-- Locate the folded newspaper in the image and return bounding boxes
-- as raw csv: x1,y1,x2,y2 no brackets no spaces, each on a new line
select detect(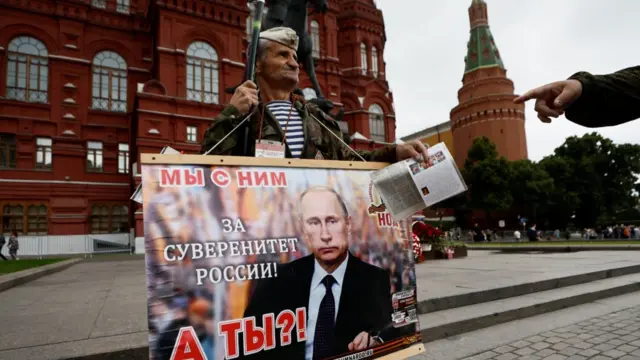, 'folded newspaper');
130,146,181,204
369,142,468,221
